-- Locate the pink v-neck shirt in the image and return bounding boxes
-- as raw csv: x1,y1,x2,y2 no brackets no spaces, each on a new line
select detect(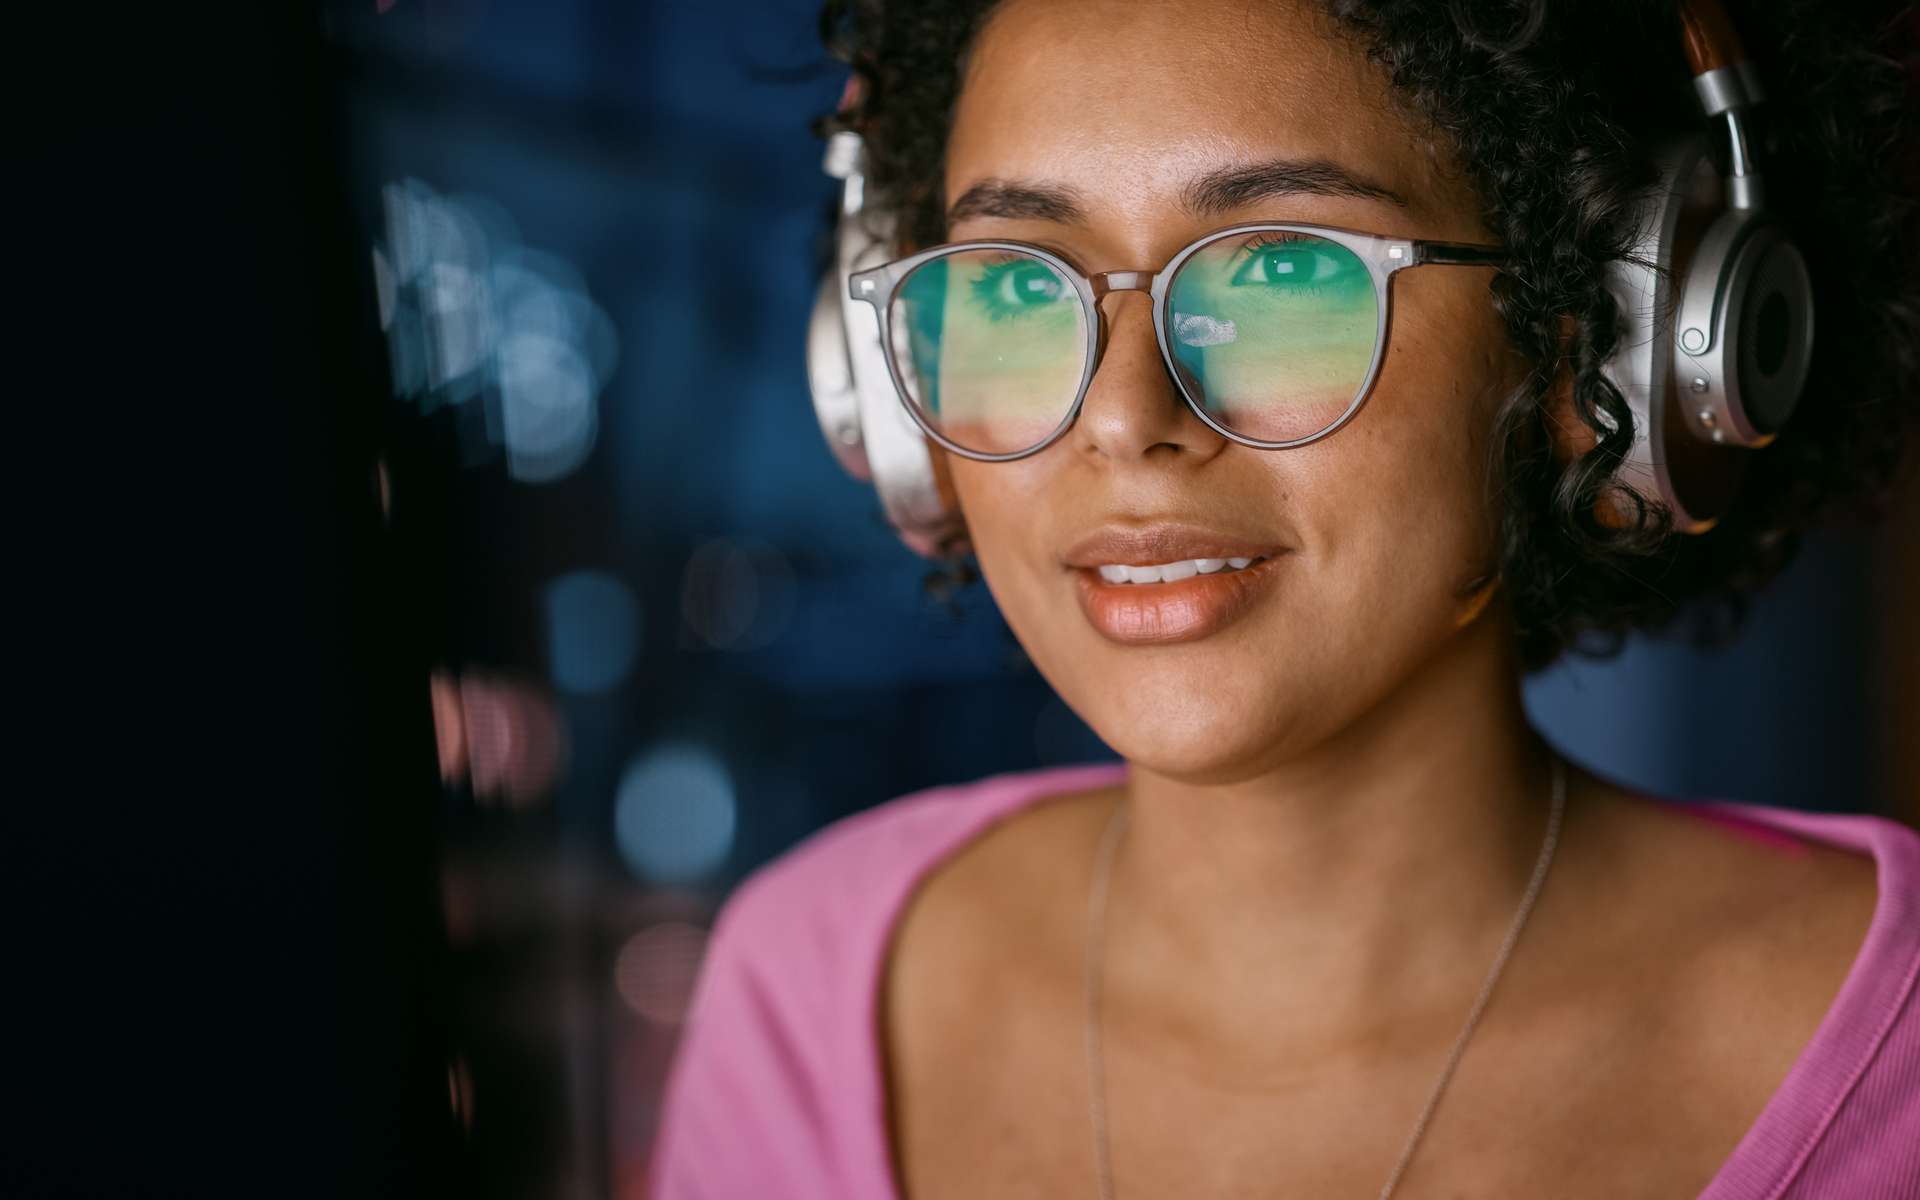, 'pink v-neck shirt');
648,762,1920,1198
